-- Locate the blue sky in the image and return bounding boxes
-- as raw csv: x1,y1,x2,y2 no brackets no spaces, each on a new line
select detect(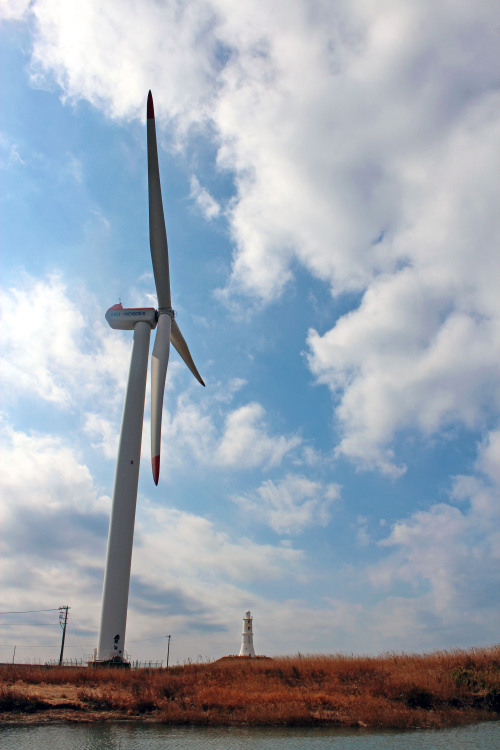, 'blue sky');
1,0,499,665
